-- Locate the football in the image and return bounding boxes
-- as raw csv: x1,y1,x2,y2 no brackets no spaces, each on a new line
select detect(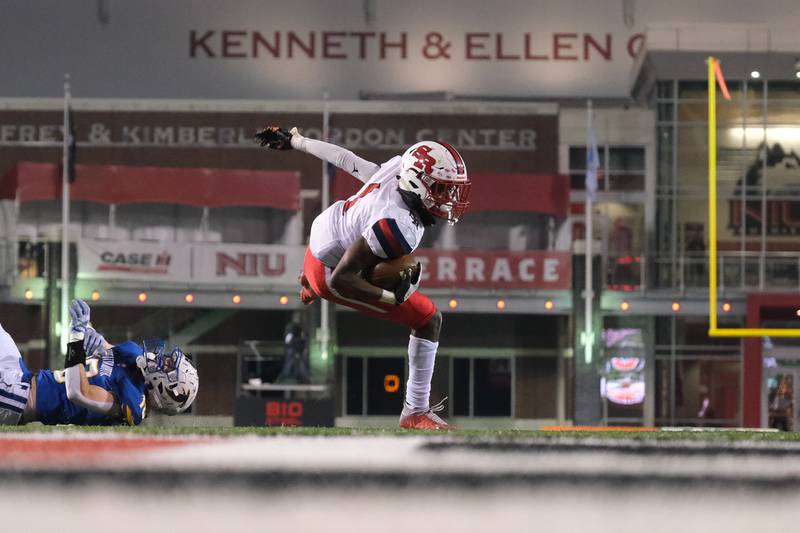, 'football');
364,255,418,290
